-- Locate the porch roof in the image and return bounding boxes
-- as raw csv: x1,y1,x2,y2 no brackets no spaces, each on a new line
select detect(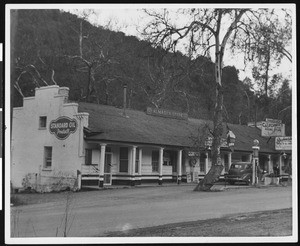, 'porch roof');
78,102,277,154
